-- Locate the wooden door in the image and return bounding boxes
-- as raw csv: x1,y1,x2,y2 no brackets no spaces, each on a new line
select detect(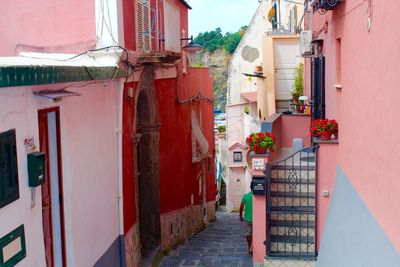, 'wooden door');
38,108,66,267
274,39,301,100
